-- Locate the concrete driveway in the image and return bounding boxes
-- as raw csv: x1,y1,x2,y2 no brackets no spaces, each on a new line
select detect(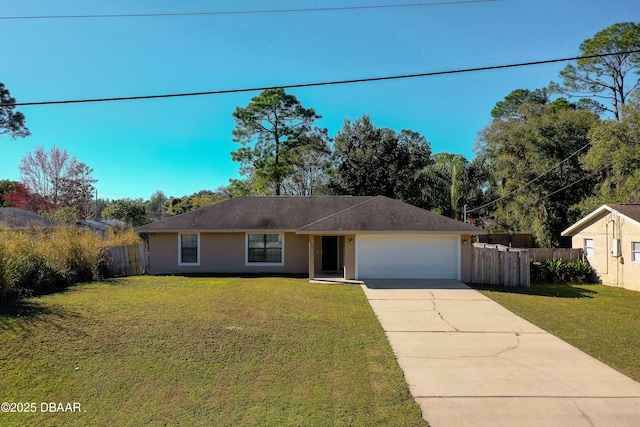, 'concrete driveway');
362,279,640,427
